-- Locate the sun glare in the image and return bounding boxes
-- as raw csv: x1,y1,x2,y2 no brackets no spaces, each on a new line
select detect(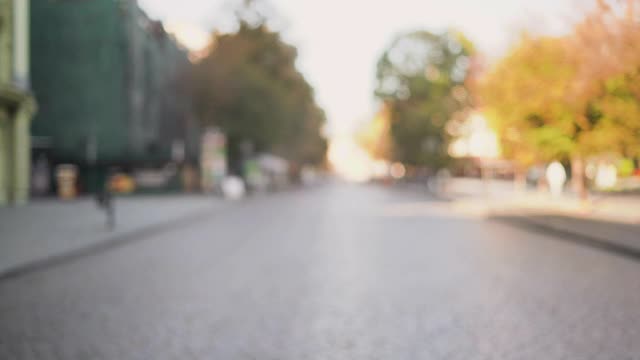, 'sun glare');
328,138,374,182
164,22,211,53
